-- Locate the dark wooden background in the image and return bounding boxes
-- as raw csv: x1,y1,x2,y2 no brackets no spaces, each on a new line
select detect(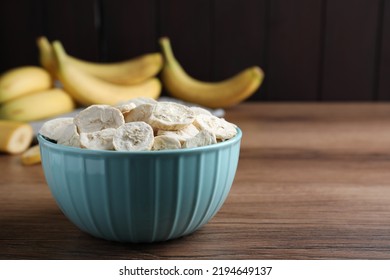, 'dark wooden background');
0,0,389,101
